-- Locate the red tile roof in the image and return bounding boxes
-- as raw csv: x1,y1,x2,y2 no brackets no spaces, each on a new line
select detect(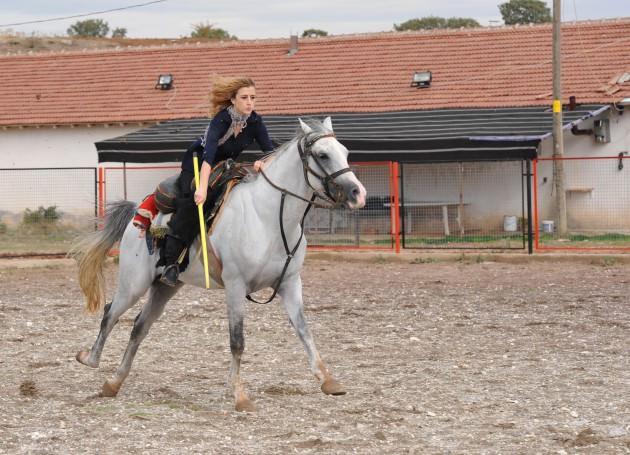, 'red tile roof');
1,18,630,126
